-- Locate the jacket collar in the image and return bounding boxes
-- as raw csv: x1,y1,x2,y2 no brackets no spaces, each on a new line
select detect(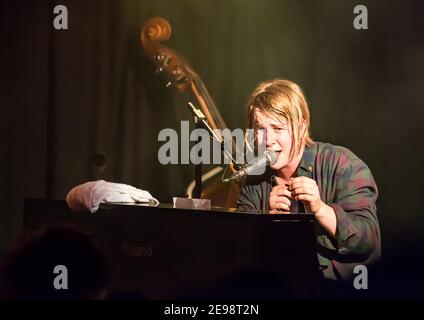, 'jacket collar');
297,142,317,176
